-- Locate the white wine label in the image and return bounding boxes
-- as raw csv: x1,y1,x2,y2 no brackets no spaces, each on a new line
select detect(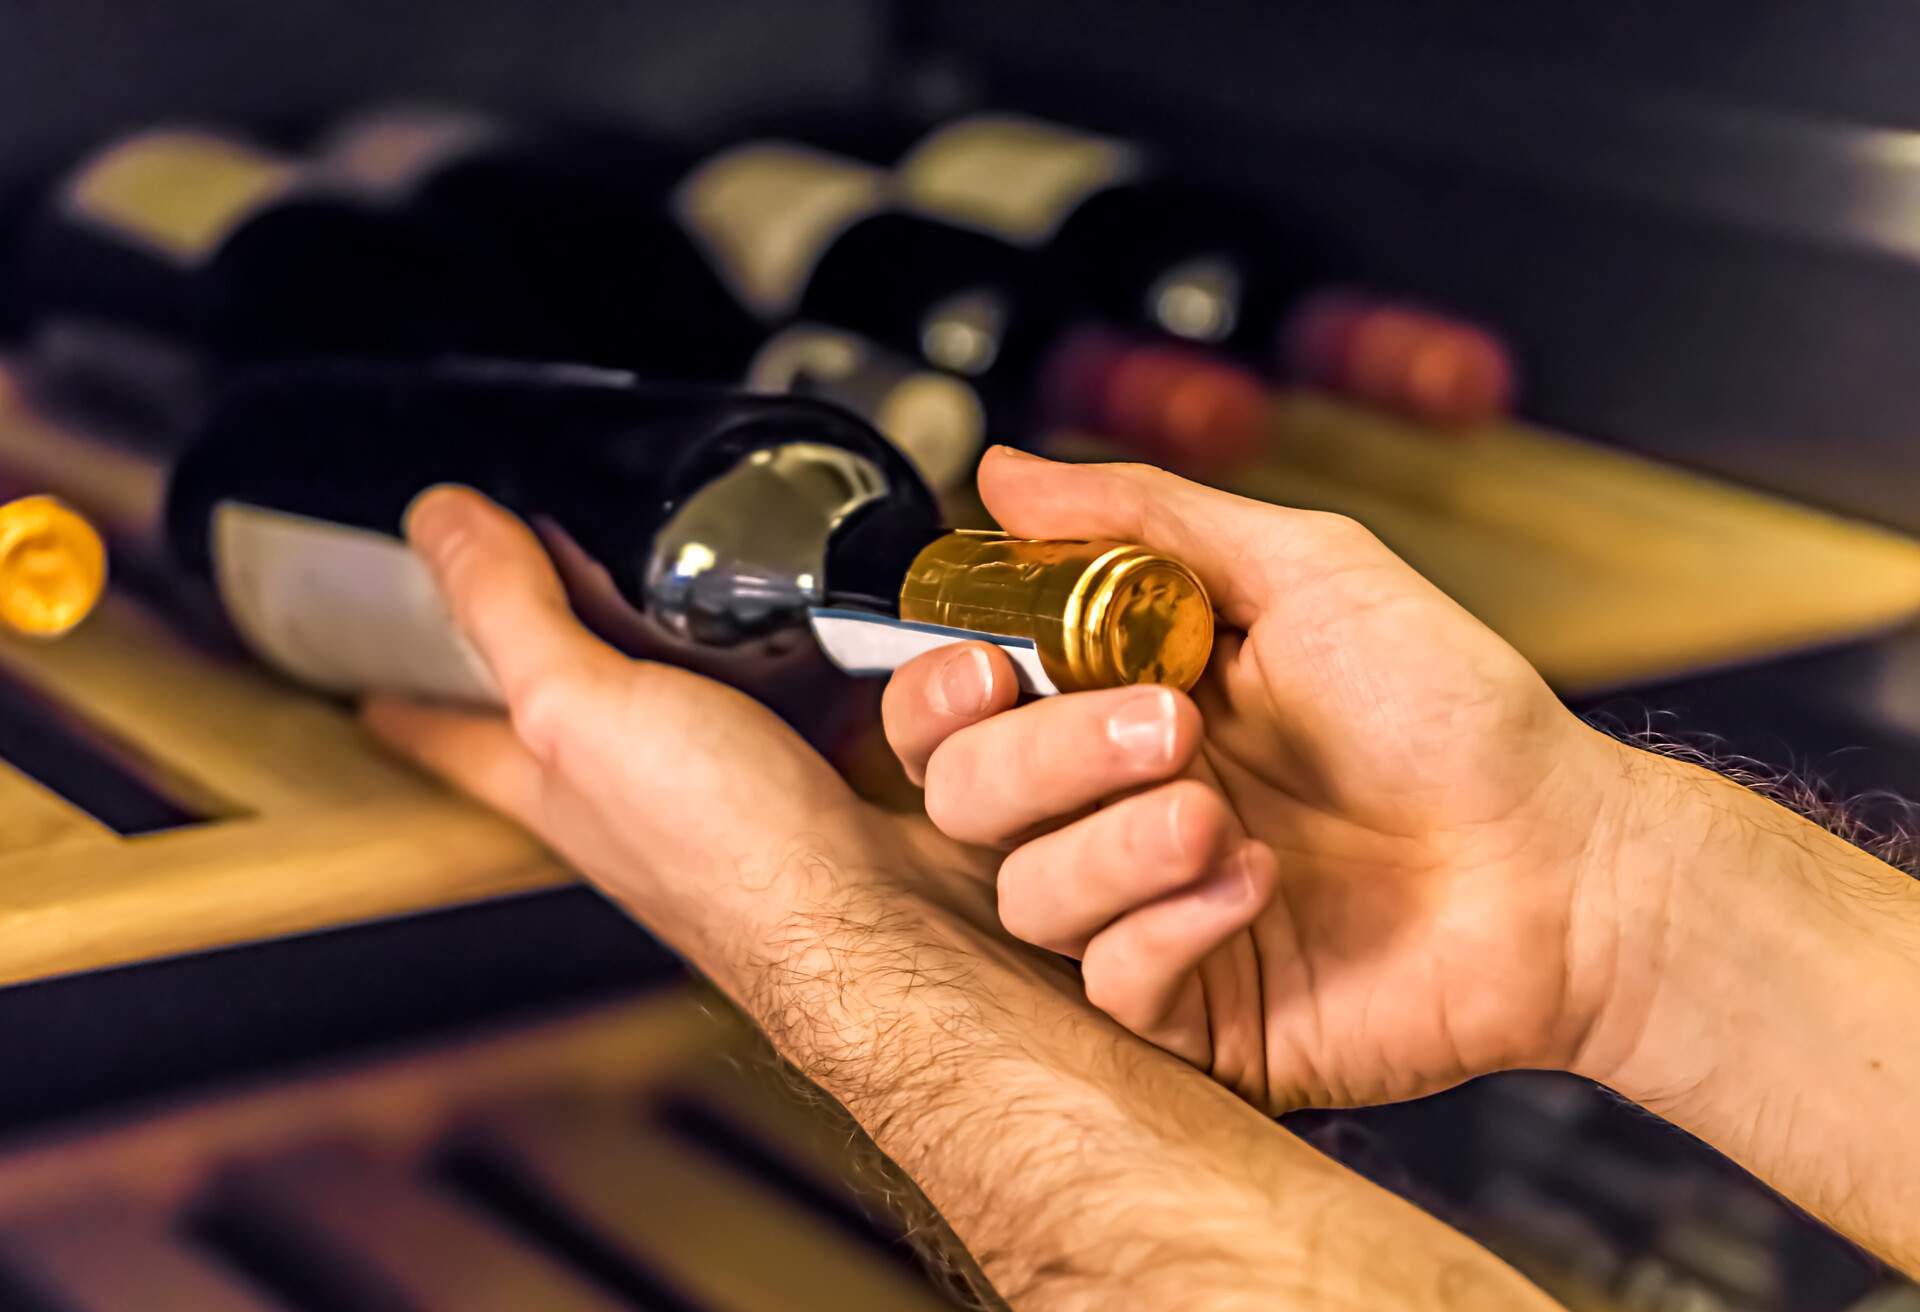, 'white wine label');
61,128,301,266
808,607,1059,696
315,104,505,201
673,142,890,317
899,113,1142,246
746,324,985,493
213,503,502,704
